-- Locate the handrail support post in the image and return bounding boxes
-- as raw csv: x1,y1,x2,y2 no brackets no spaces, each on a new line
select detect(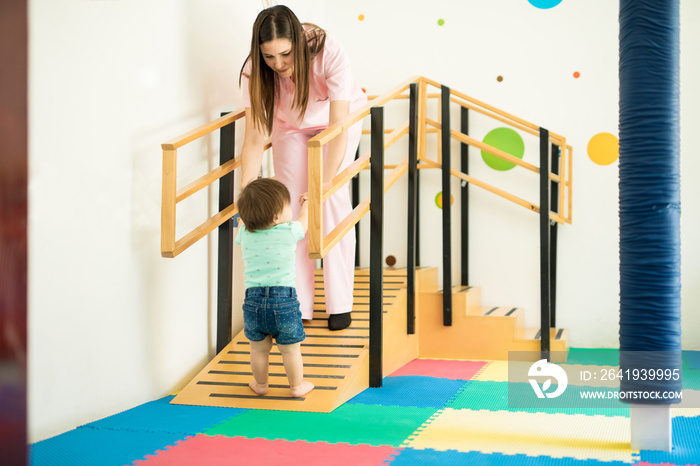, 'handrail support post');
407,83,418,334
441,85,453,326
369,106,385,387
216,114,235,353
539,127,552,359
